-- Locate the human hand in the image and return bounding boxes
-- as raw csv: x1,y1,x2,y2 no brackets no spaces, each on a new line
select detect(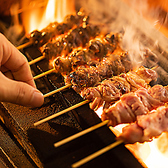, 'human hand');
0,33,44,107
